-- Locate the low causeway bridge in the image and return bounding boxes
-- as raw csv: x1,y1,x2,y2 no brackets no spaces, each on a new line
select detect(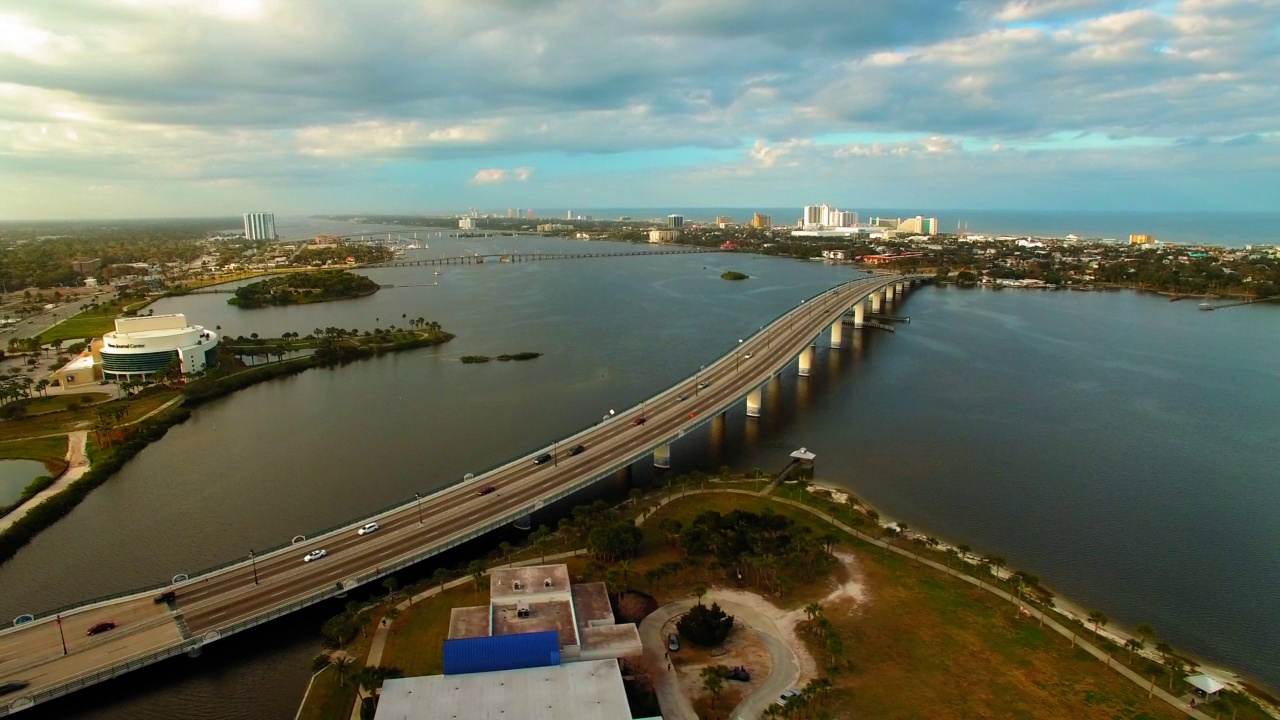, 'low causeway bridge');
0,272,929,715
